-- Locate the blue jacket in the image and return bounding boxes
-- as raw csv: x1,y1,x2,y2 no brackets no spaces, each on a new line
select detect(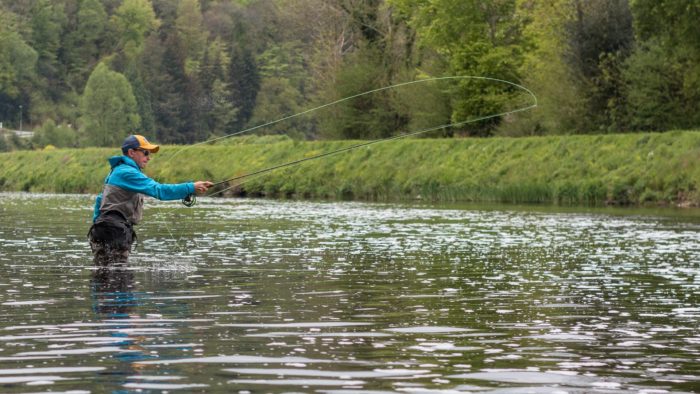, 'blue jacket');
92,156,194,224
